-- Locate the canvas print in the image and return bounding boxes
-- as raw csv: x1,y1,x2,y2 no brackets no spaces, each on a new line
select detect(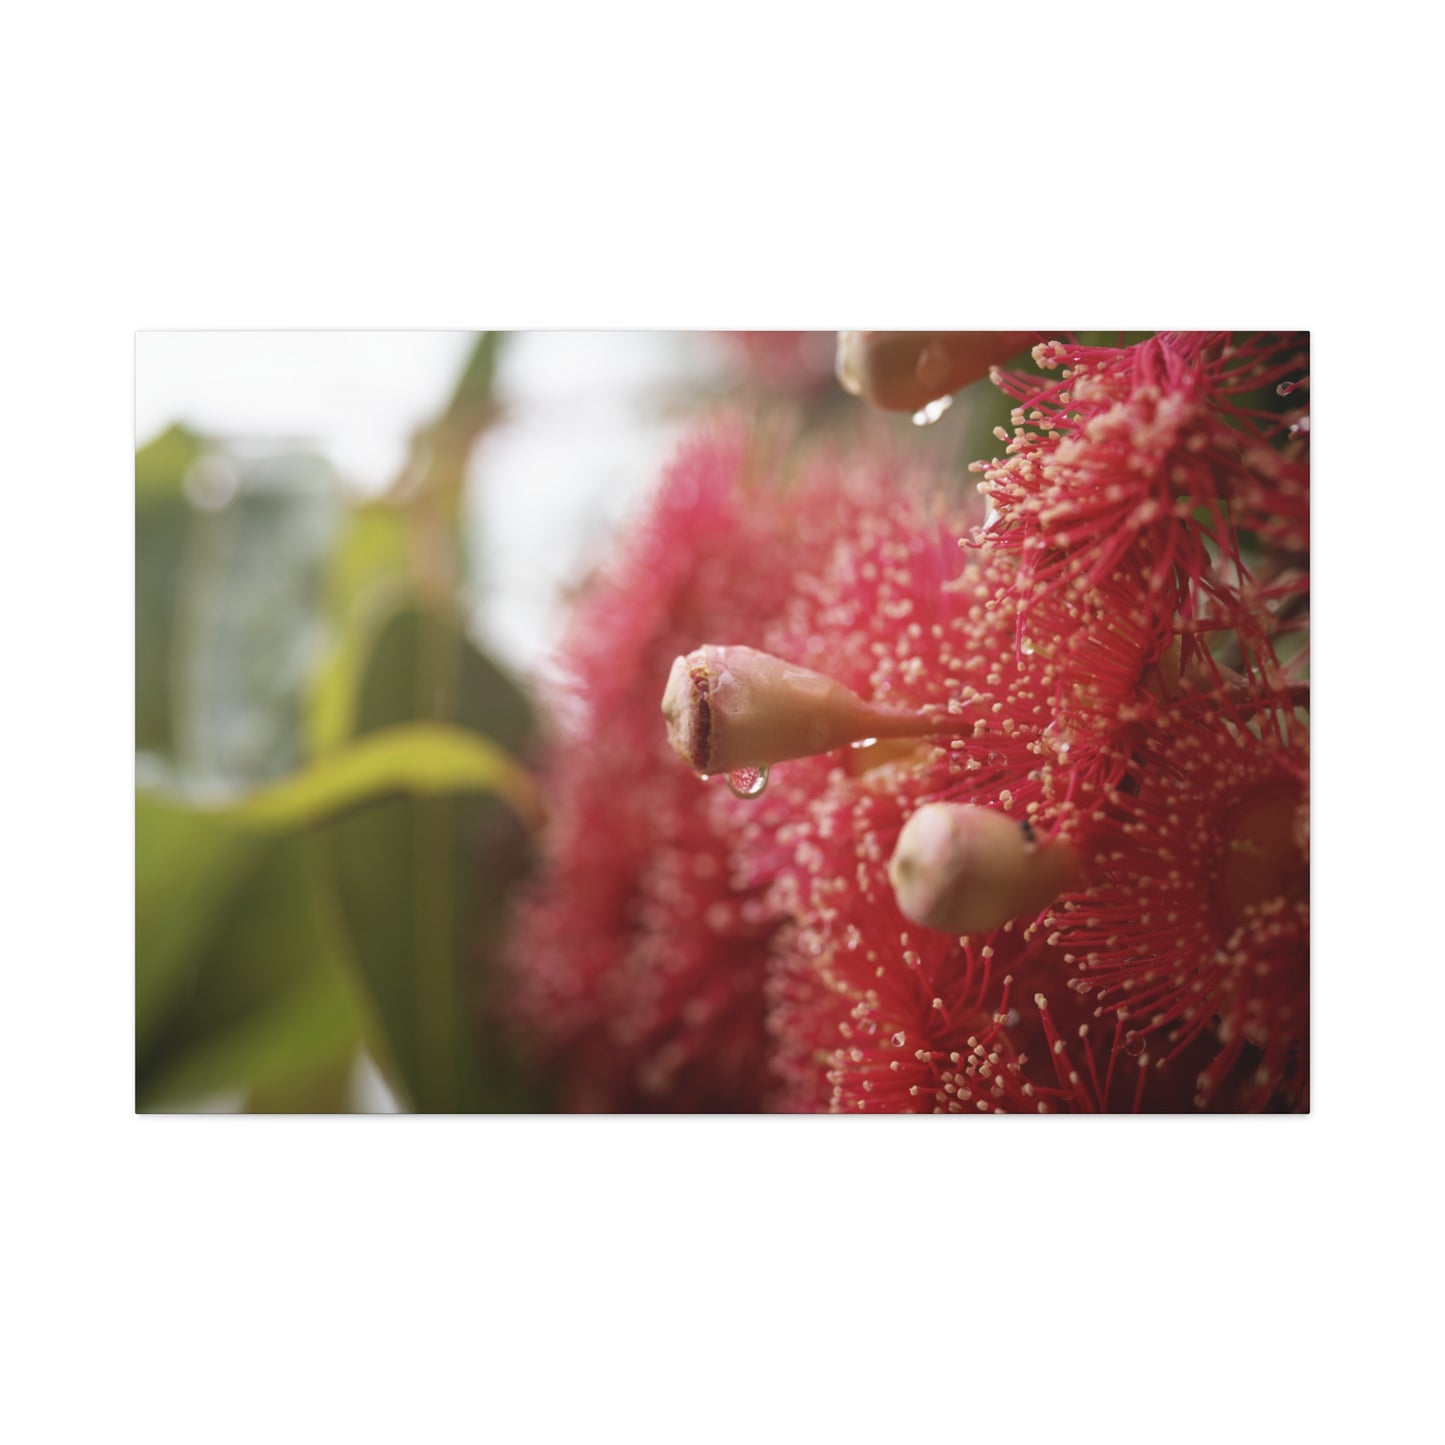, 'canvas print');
135,331,1310,1113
